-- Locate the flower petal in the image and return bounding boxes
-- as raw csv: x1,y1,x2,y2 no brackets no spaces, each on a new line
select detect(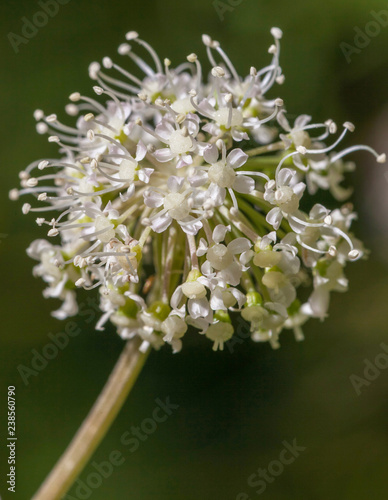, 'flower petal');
228,237,252,254
233,175,254,194
204,144,219,164
227,148,248,169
